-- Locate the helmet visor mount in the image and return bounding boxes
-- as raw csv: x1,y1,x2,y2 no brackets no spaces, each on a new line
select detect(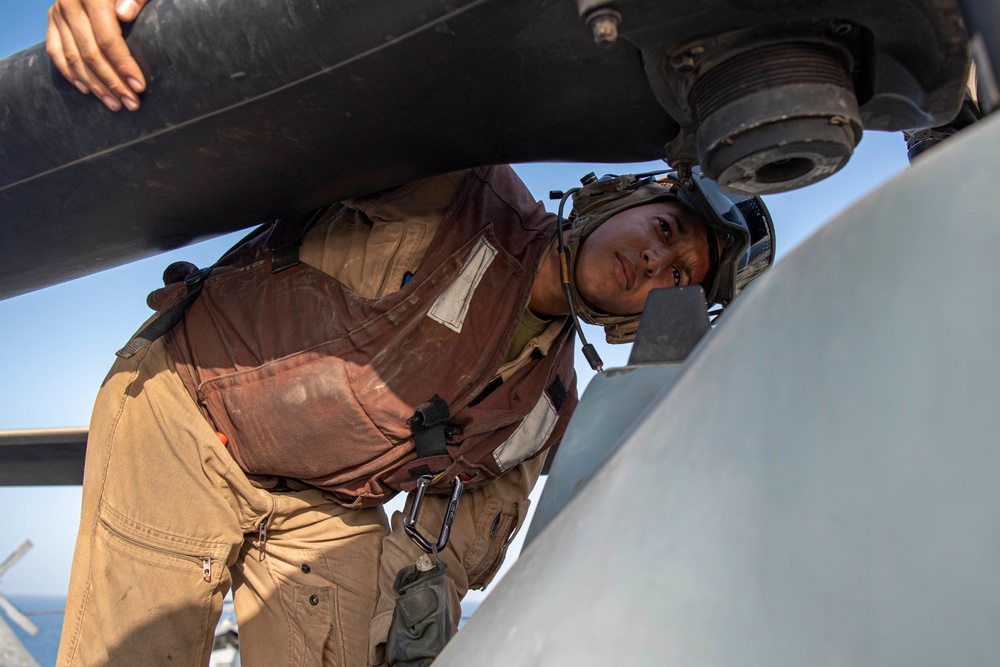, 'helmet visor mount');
672,170,775,306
